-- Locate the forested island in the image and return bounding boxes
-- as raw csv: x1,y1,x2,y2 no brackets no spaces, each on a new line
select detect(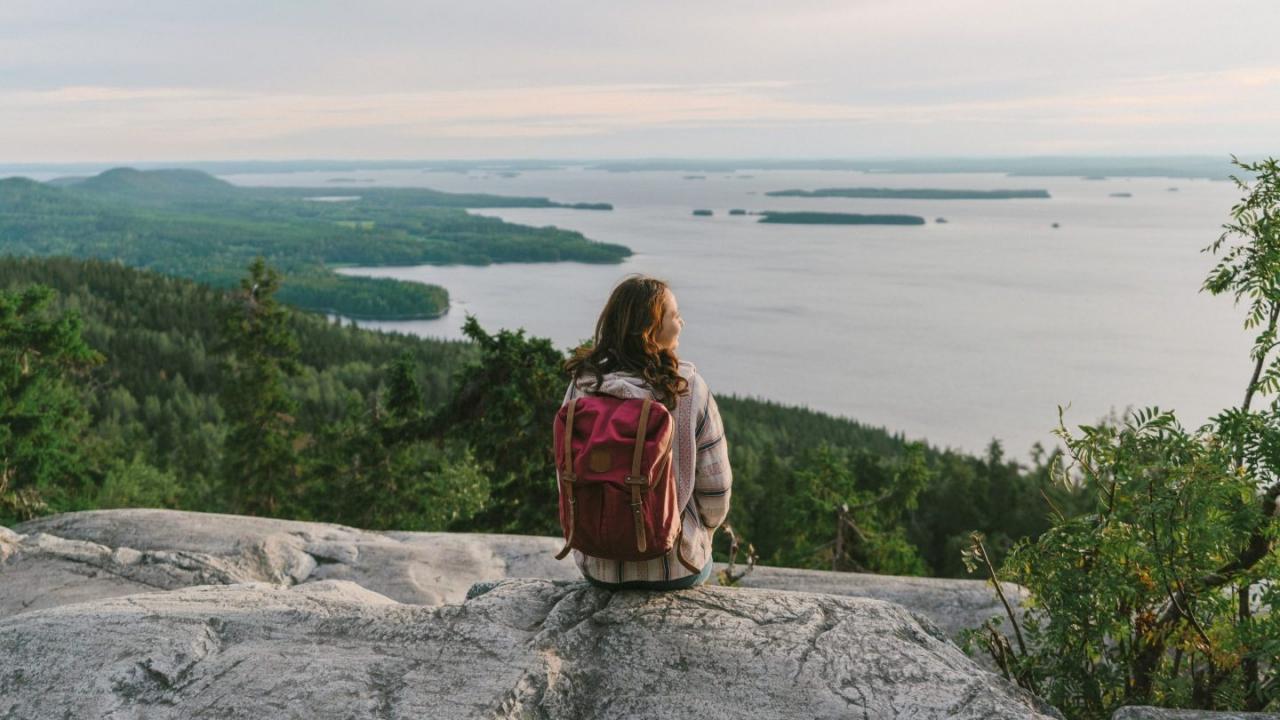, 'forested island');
0,168,626,319
766,187,1051,199
757,211,927,225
